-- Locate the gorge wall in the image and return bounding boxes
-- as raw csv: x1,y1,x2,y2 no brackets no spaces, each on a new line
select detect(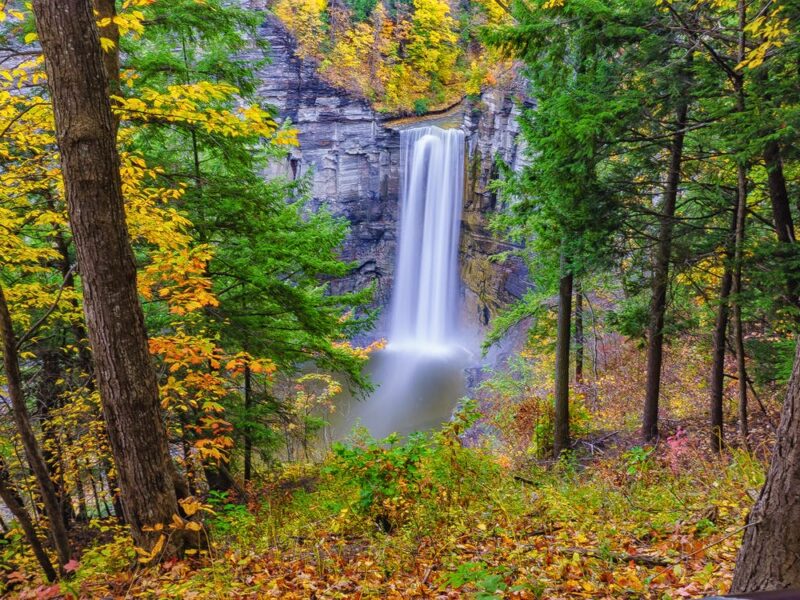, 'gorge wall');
252,12,532,336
